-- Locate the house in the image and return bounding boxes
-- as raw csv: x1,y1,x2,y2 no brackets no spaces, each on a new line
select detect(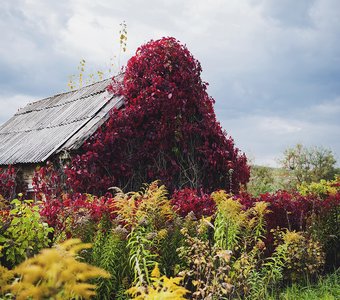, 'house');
0,78,123,190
